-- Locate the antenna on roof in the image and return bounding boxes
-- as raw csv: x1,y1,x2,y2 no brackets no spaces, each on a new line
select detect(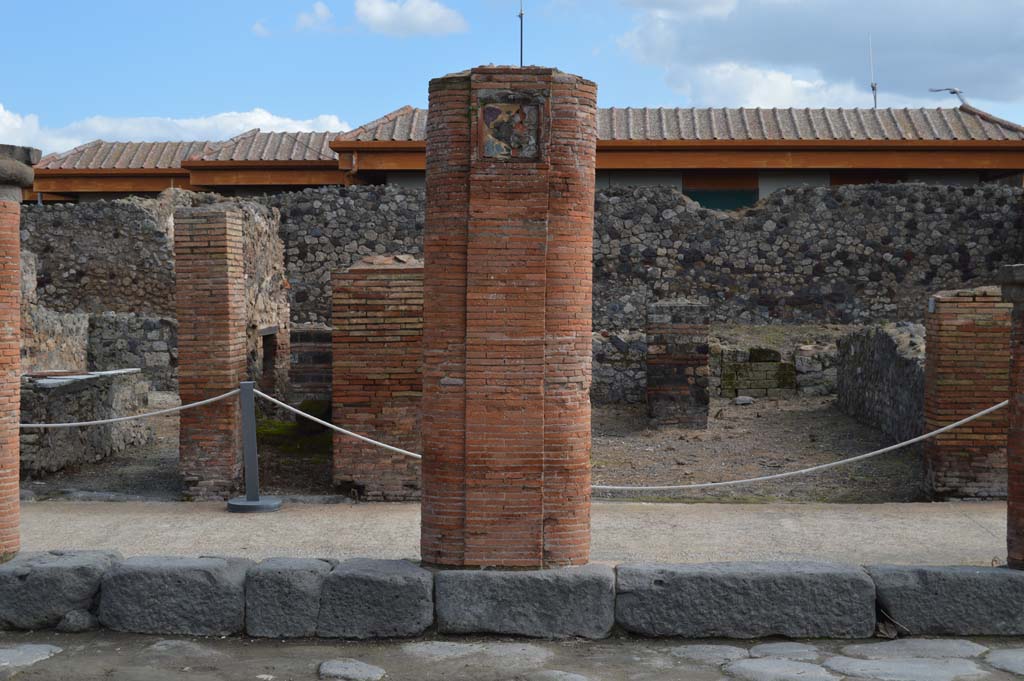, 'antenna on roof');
929,87,968,105
869,34,878,109
518,0,525,68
